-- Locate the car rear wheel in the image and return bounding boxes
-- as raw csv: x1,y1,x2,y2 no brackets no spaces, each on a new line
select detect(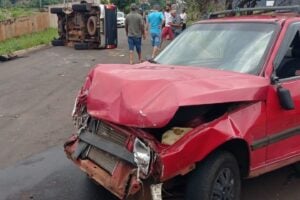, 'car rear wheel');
185,151,241,200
